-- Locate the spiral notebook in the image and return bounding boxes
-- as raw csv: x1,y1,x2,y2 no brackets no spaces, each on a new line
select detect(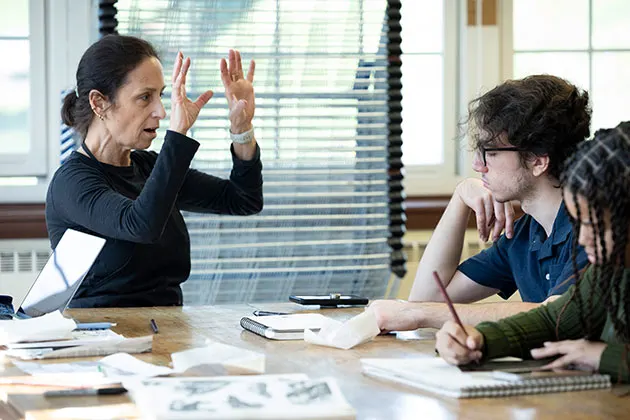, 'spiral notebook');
361,357,611,399
240,314,328,340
